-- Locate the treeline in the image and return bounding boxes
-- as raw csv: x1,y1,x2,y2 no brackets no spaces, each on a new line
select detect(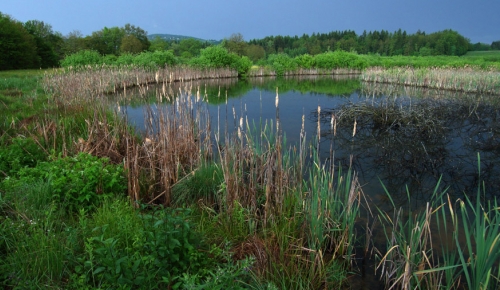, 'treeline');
248,29,473,57
2,10,500,71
